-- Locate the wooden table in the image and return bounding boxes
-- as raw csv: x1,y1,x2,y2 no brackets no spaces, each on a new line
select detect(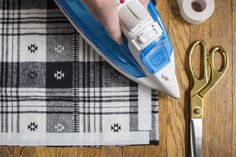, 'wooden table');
0,0,235,156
